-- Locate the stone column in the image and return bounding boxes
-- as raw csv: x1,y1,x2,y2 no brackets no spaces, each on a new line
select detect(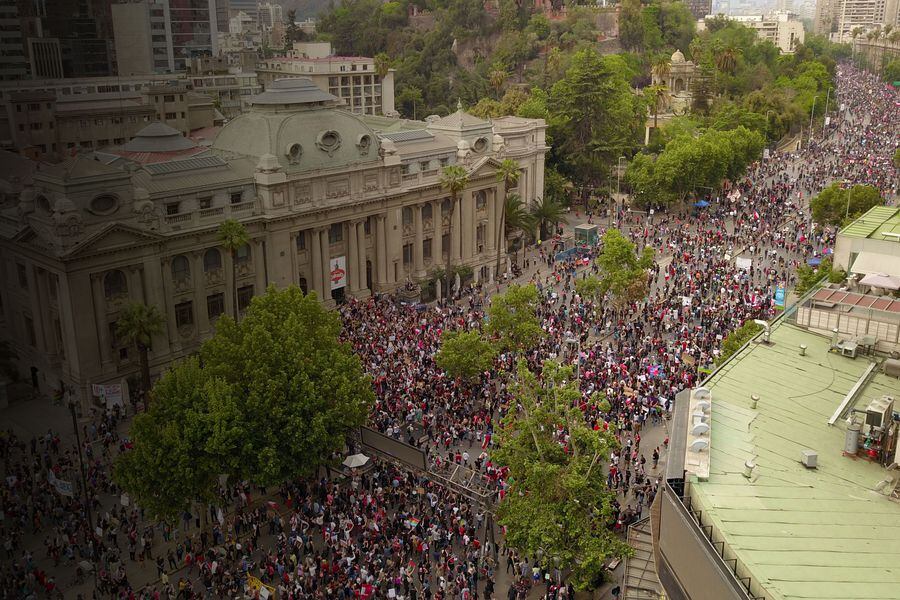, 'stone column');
348,220,360,293
222,251,236,321
311,228,323,300
90,273,113,366
253,238,267,295
160,257,180,350
356,220,369,295
126,266,144,304
451,197,462,263
191,251,210,337
319,225,331,298
495,185,506,262
413,203,425,277
486,191,496,253
375,215,387,288
431,200,442,267
462,191,474,260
